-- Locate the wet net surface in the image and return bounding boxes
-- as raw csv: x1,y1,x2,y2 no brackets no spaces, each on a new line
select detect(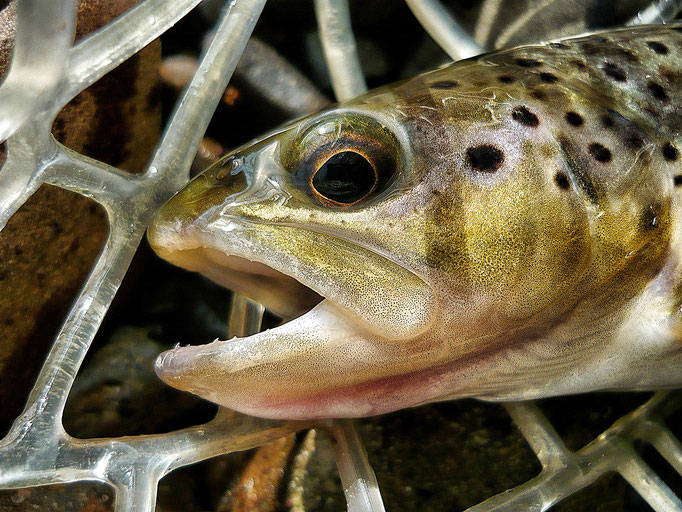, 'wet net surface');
0,1,680,511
